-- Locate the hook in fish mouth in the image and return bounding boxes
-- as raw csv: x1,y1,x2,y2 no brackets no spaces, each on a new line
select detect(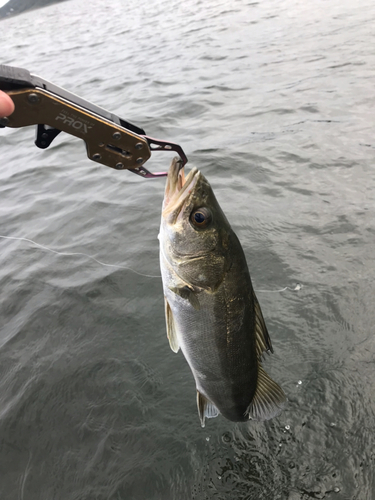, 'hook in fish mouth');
162,157,200,217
